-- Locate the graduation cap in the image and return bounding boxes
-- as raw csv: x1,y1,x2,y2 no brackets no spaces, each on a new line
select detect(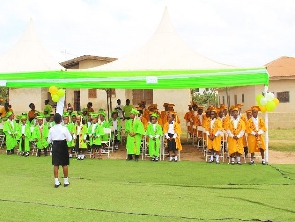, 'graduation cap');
63,112,69,117
37,115,44,119
198,106,204,110
98,111,106,117
150,113,159,118
136,107,143,111
130,108,139,115
5,111,13,118
20,115,27,120
236,104,243,109
246,109,252,113
44,114,51,118
91,113,99,118
251,106,261,111
163,103,169,107
71,112,77,117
